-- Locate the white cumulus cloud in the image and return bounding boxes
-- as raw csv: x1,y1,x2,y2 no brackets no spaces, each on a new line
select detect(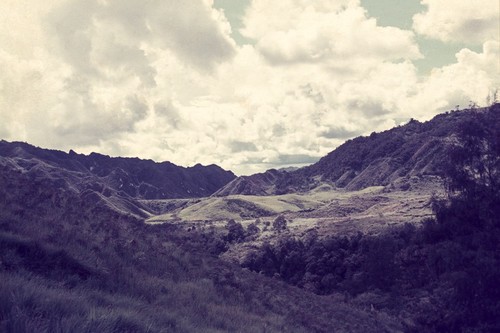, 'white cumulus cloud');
413,0,499,44
409,41,500,114
0,0,498,175
242,0,421,65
